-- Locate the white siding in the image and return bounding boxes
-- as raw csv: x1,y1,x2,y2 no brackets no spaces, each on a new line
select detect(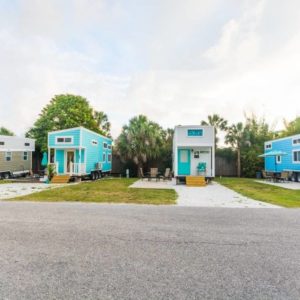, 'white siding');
0,135,35,152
